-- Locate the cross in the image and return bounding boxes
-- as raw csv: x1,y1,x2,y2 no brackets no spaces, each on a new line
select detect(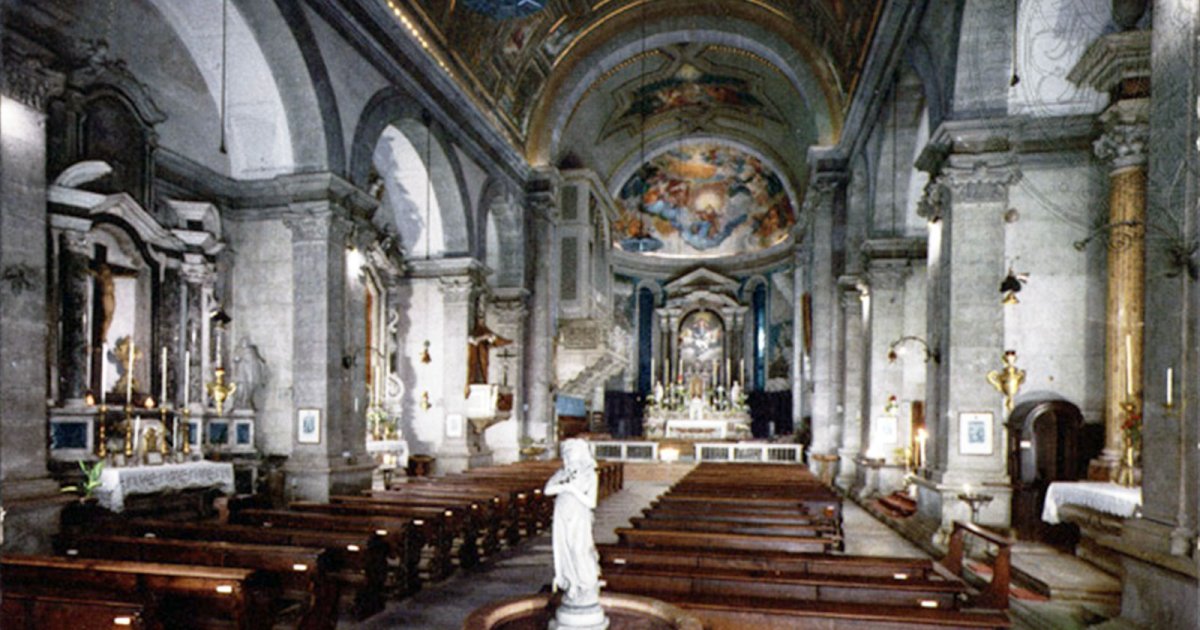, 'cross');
497,348,517,387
